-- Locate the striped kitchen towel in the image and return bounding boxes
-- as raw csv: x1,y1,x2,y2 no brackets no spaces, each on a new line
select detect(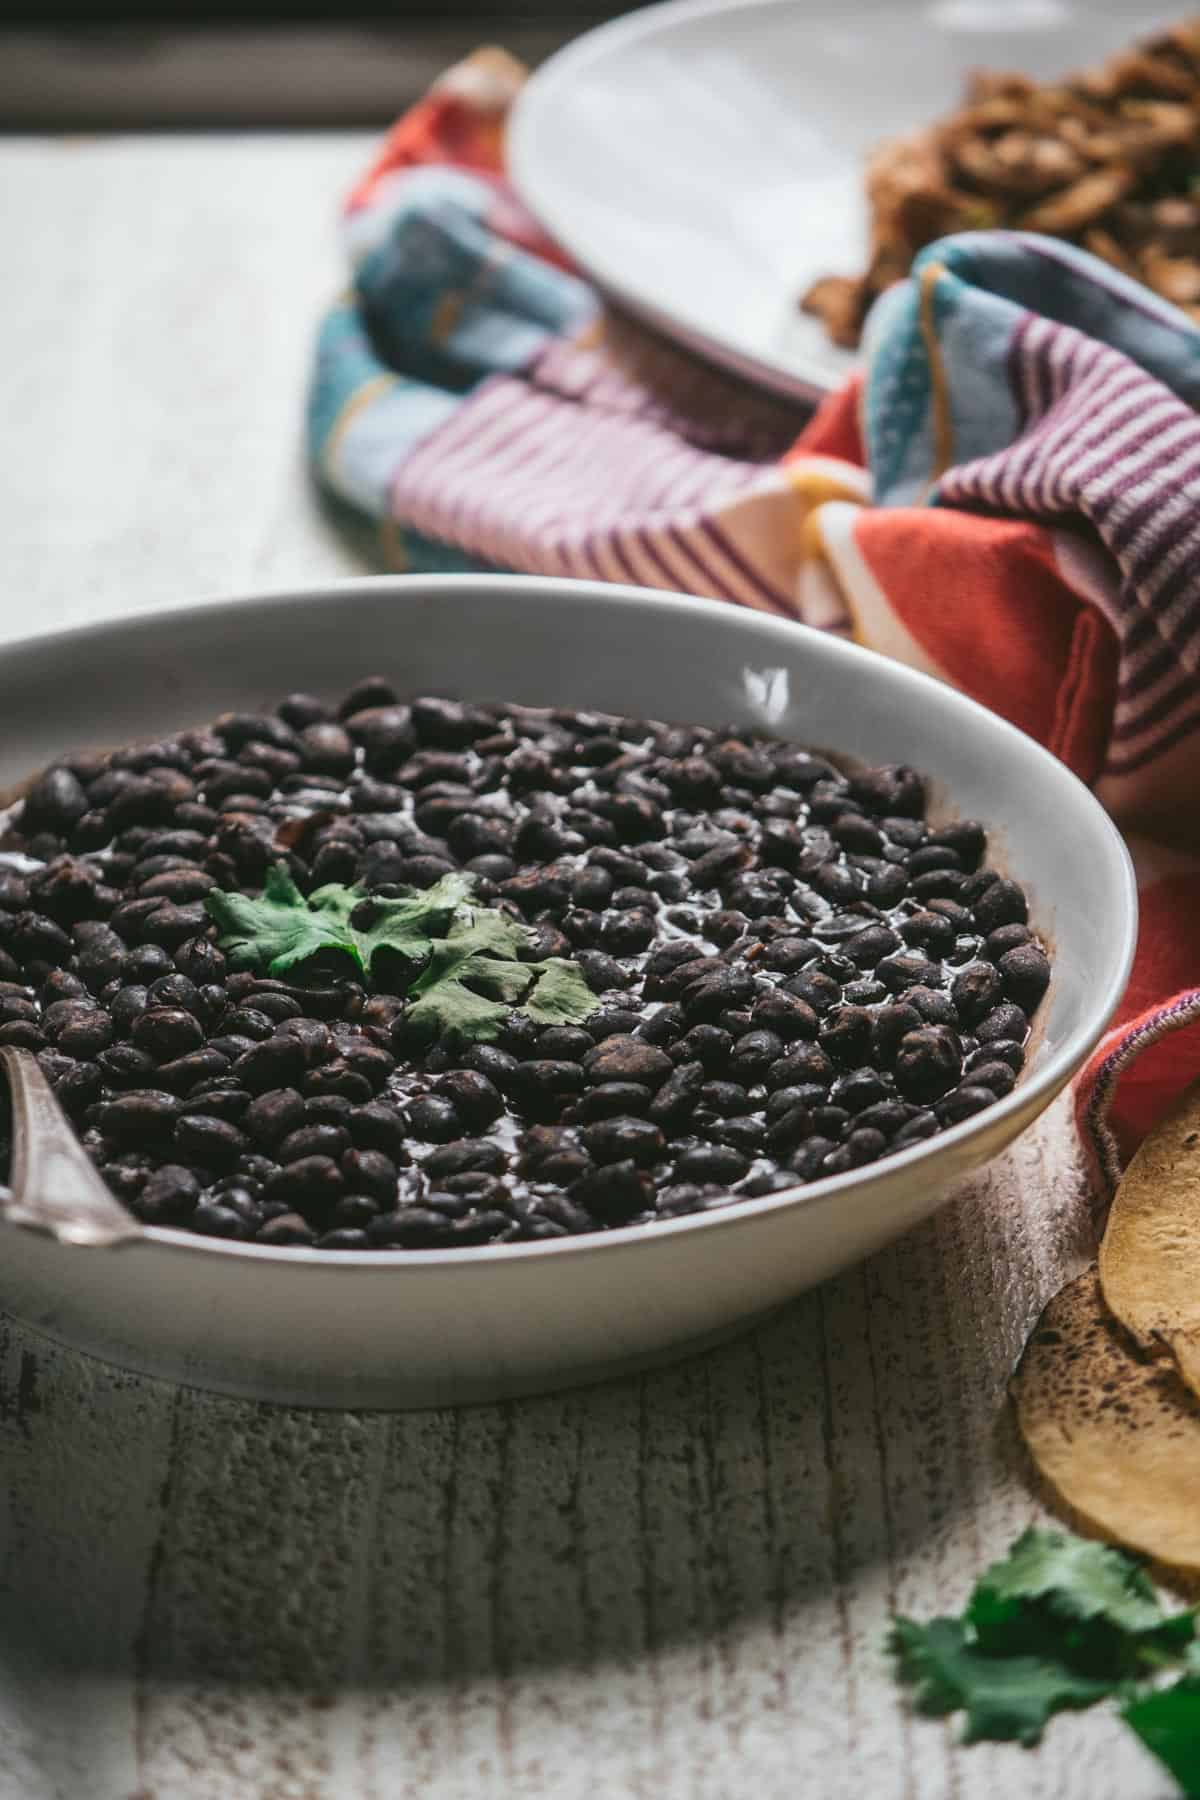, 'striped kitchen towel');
308,50,1200,1191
